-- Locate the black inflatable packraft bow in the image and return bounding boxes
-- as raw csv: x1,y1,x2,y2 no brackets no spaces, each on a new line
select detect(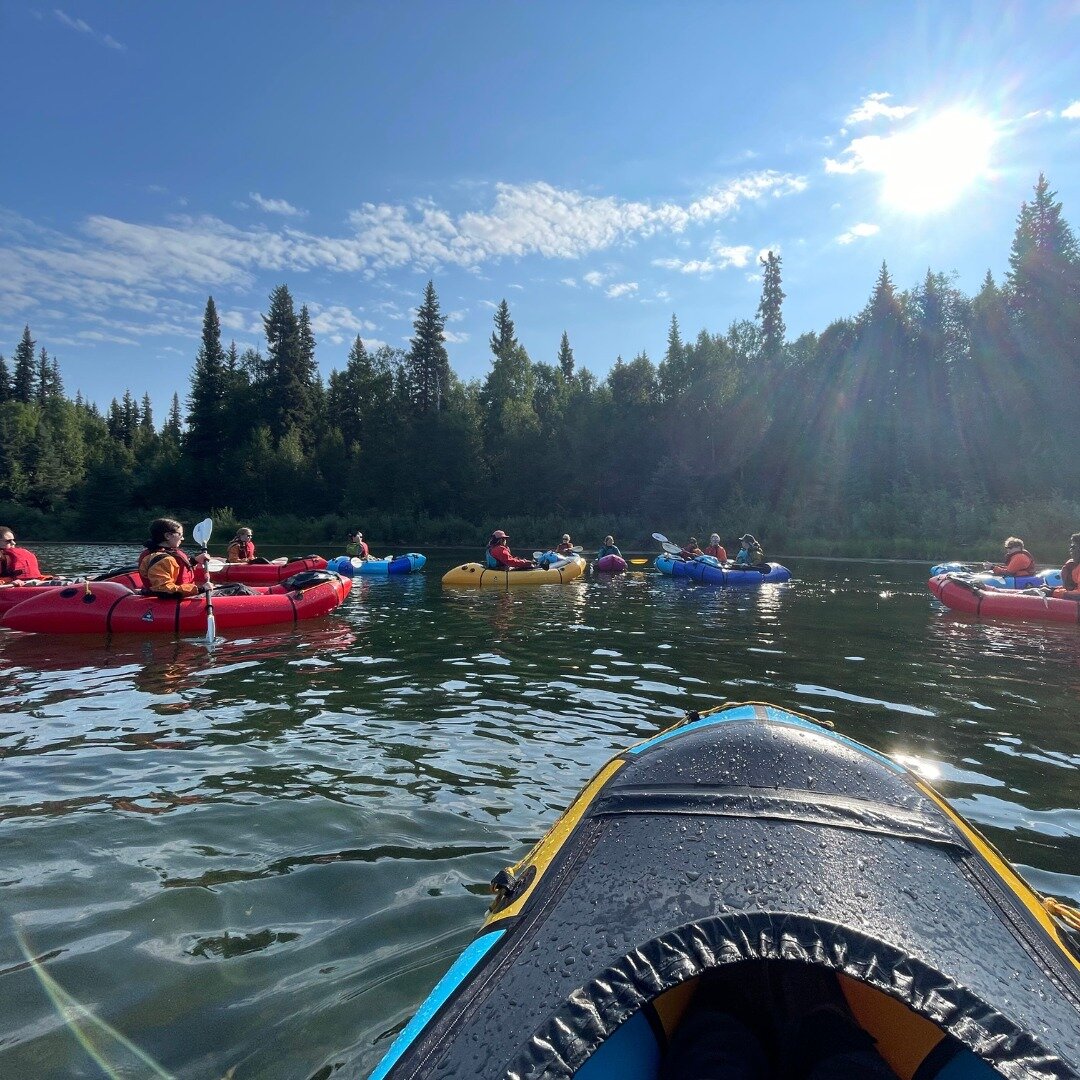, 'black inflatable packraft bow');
370,702,1080,1080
